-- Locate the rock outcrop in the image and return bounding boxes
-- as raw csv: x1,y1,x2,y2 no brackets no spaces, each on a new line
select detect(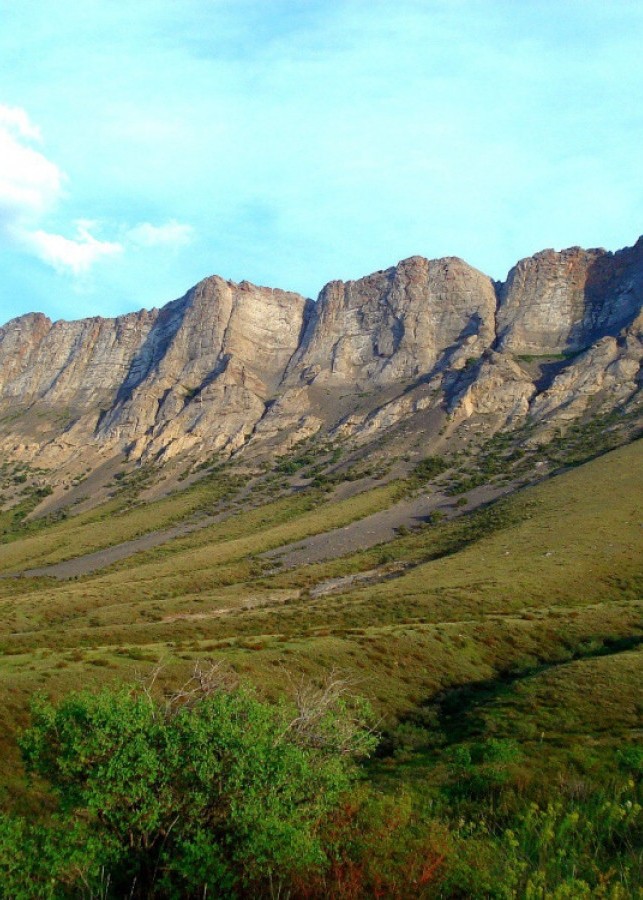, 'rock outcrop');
496,239,643,355
0,309,157,410
95,276,311,461
1,237,641,477
286,255,497,386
